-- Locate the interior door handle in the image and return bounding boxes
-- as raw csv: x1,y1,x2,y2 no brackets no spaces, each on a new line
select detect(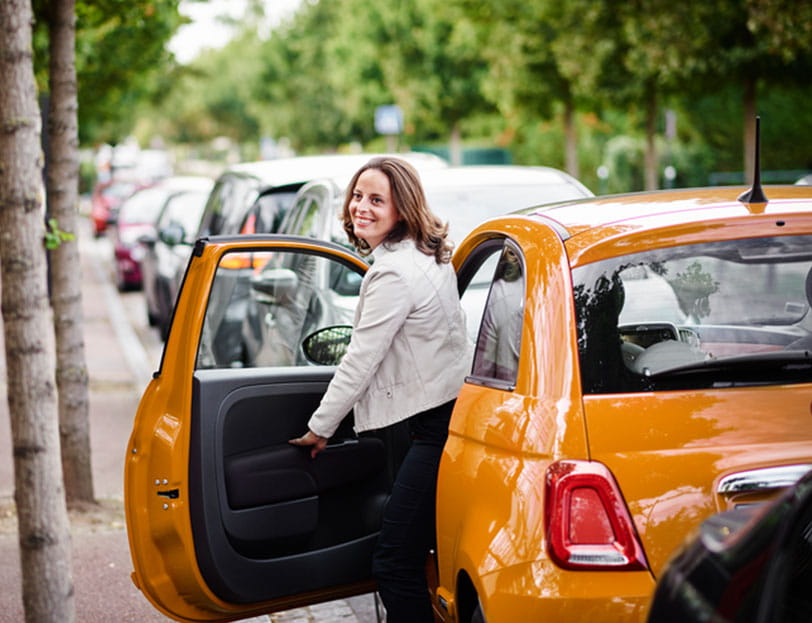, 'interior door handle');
717,464,812,496
324,438,360,450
